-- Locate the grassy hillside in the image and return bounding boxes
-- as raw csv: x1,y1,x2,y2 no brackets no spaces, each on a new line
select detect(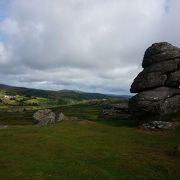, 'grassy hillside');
0,102,179,179
0,84,126,100
0,84,128,110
